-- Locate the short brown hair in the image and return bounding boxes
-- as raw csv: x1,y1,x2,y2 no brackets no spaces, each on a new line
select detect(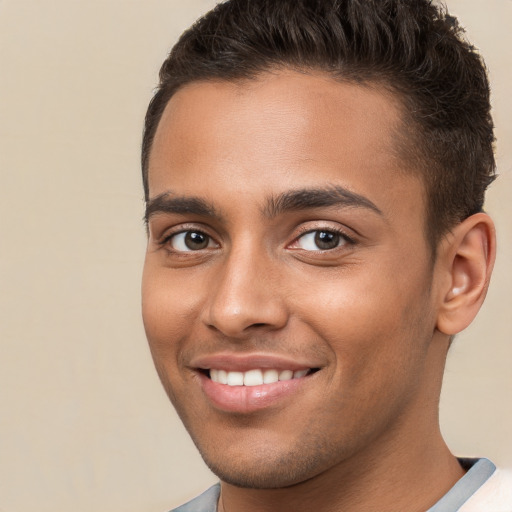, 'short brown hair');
142,0,496,250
